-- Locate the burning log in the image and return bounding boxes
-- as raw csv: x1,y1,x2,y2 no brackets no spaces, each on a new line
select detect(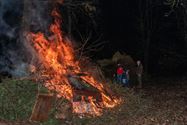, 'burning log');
30,94,53,122
68,75,85,90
